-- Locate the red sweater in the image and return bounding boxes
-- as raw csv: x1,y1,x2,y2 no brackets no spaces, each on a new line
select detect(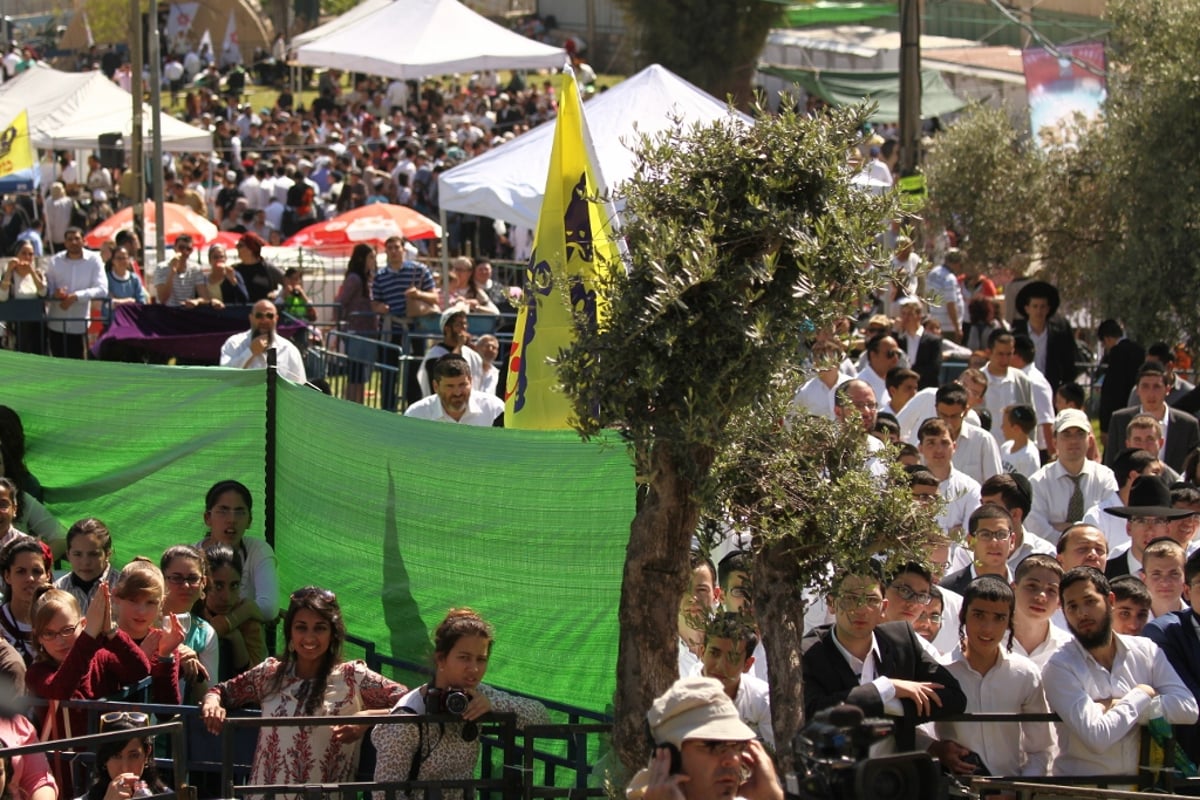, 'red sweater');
26,630,180,738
